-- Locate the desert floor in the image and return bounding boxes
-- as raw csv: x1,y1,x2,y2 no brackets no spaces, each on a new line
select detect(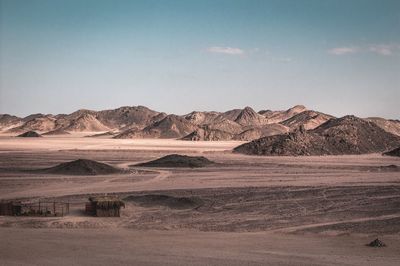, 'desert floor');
0,135,399,265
